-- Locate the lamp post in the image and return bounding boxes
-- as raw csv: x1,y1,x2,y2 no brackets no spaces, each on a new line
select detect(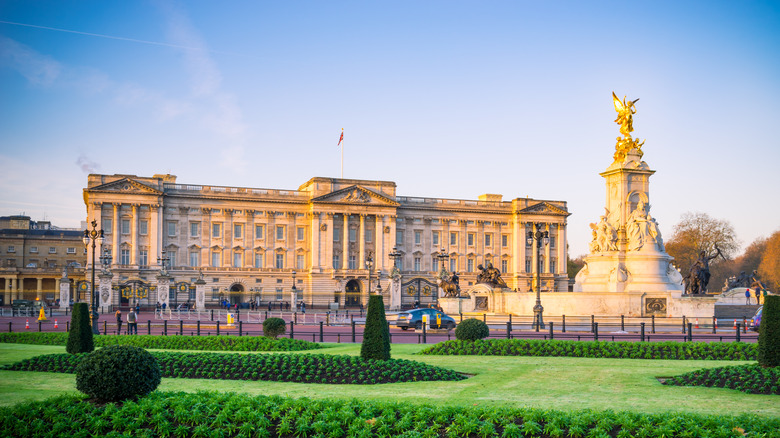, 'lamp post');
82,220,104,335
376,272,383,294
157,249,170,276
365,251,374,295
388,246,402,270
527,223,549,331
290,270,297,307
